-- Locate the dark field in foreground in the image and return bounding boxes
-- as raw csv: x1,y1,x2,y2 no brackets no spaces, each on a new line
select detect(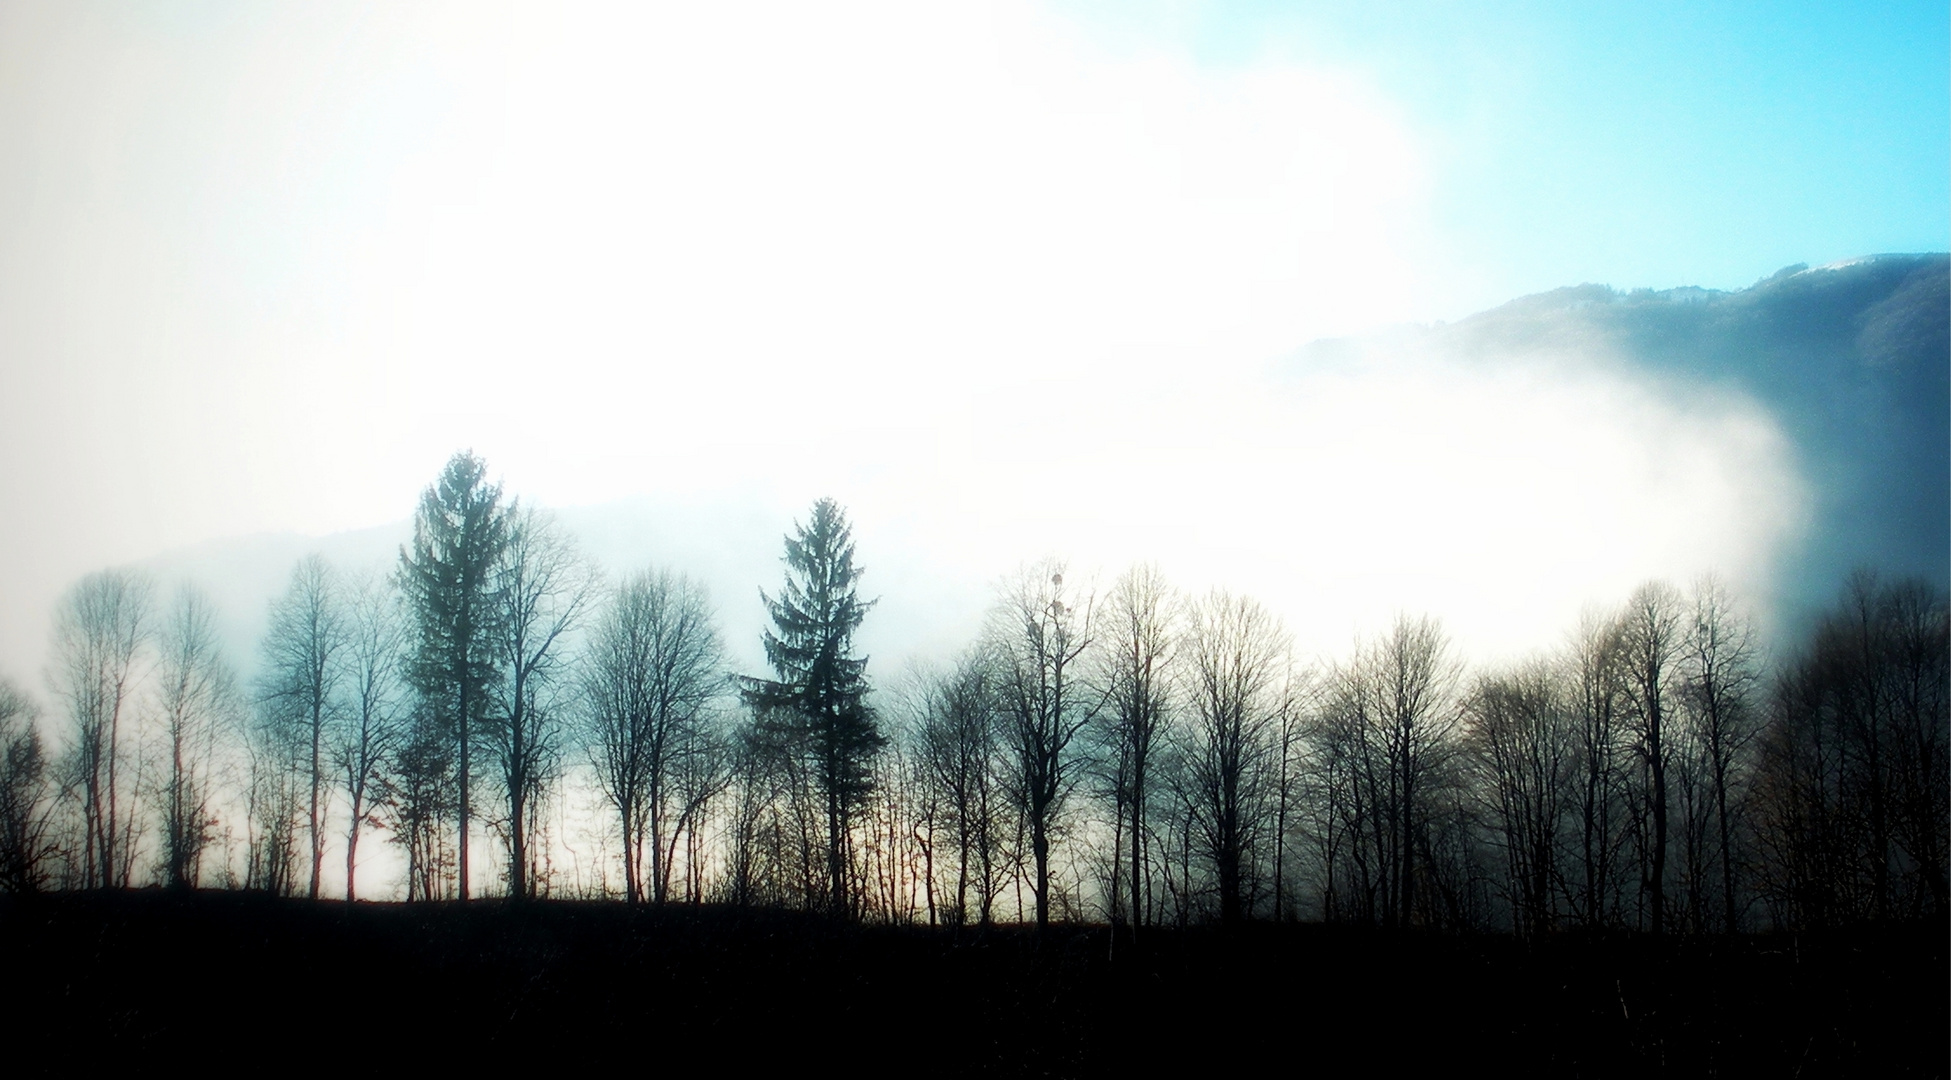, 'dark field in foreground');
1,892,1941,1076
